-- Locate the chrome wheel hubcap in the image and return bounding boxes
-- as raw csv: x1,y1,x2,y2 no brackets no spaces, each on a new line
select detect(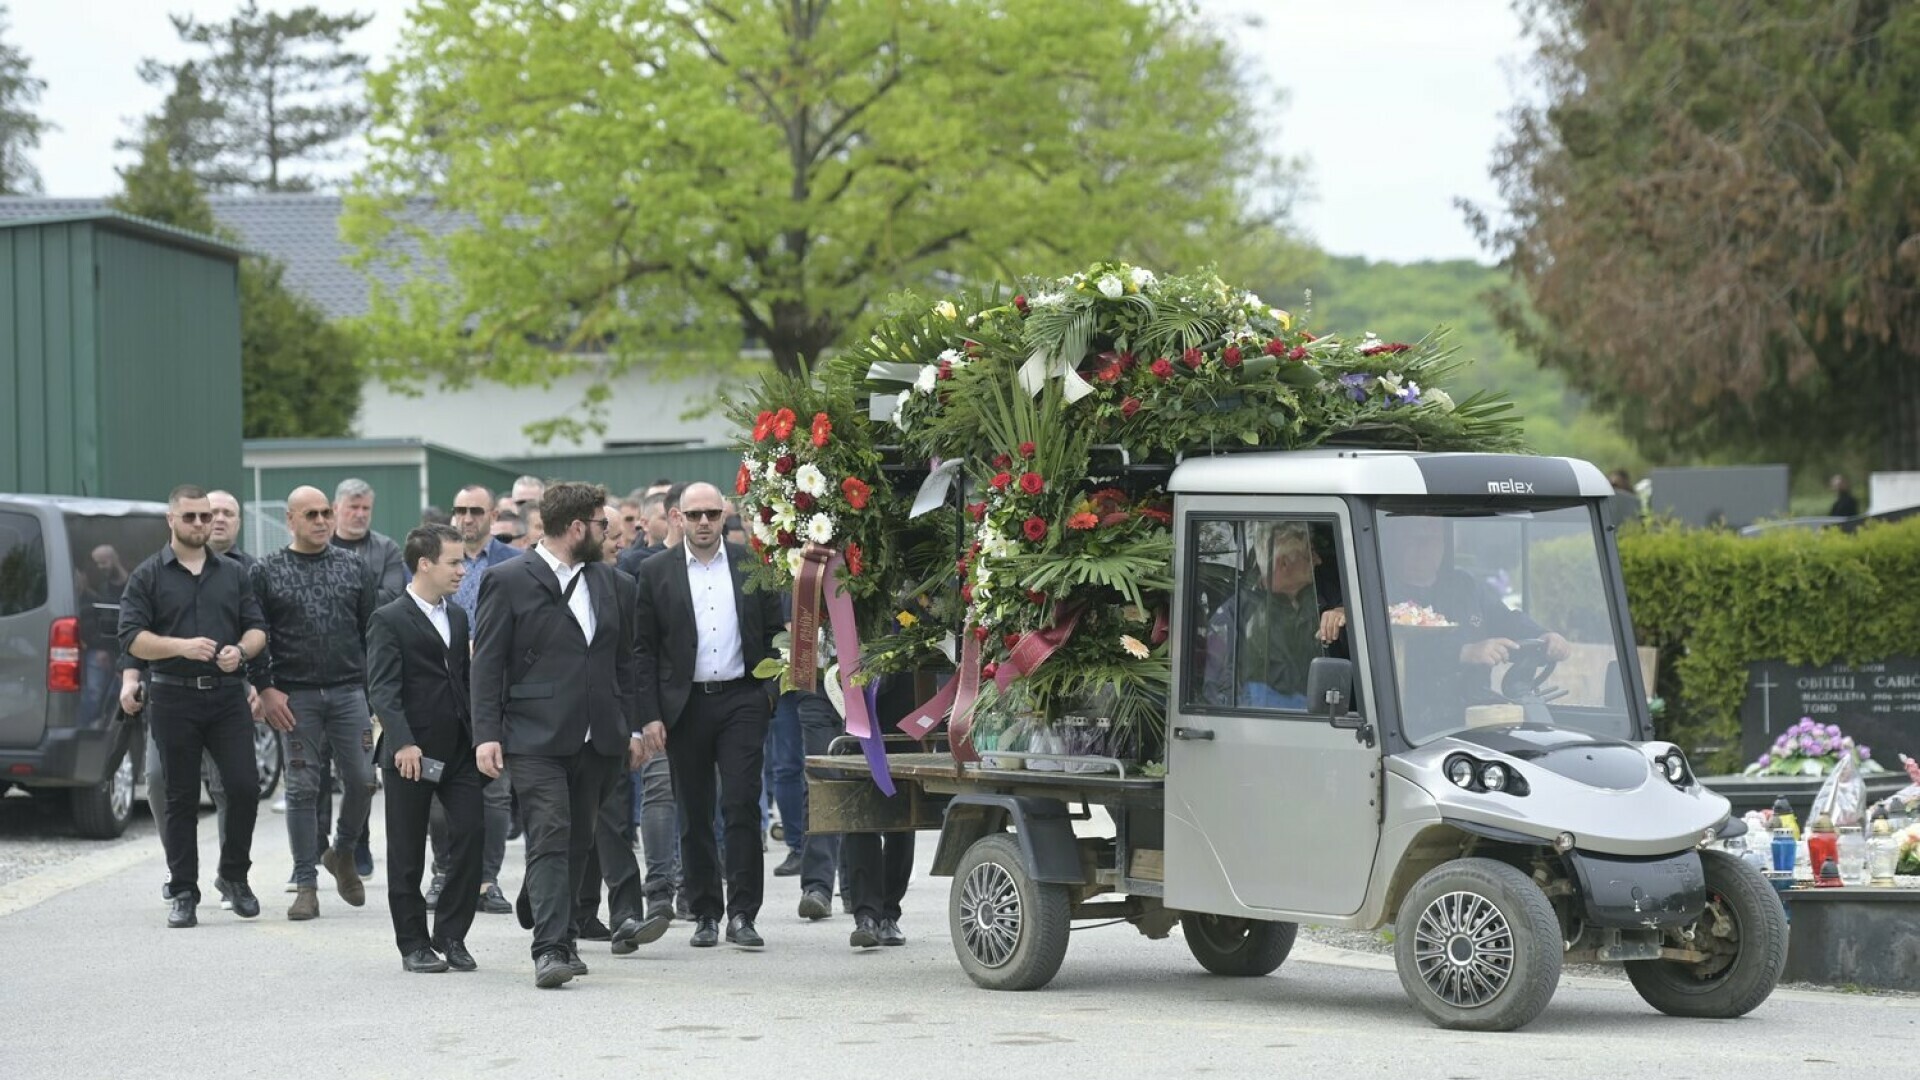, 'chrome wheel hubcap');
959,862,1022,968
110,754,134,821
1413,890,1515,1008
